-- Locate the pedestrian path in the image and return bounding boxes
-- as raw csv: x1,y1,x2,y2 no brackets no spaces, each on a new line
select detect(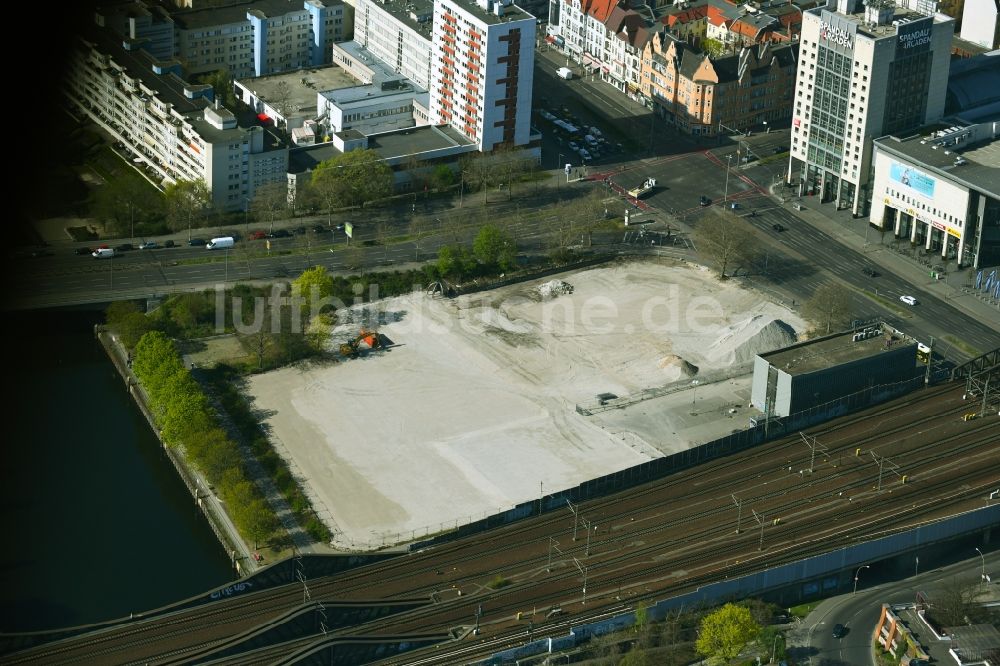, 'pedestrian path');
767,183,1000,334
